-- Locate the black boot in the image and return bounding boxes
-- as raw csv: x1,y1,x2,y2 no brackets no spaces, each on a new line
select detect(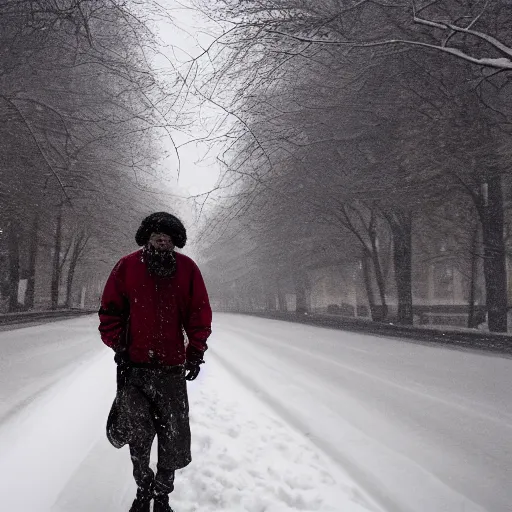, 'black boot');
129,488,153,512
153,493,174,512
